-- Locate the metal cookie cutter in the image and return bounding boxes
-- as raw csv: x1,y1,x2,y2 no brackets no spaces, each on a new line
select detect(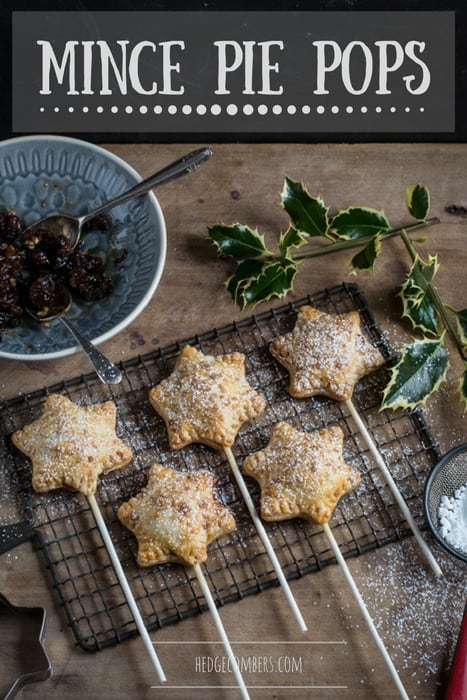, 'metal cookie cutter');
1,516,52,697
0,592,52,698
